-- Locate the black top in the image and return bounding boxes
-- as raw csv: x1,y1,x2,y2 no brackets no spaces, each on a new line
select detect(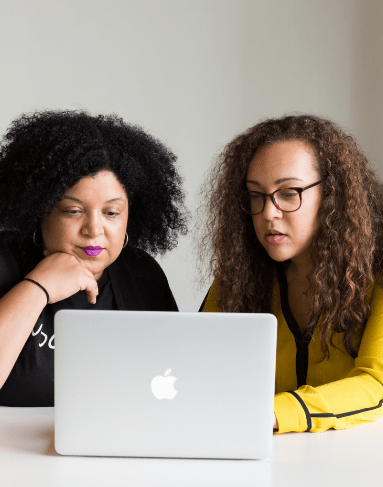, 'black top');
0,243,178,407
276,265,311,388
